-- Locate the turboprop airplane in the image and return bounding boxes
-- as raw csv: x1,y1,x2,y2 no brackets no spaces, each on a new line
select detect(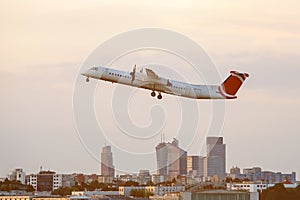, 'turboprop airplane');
81,65,249,100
